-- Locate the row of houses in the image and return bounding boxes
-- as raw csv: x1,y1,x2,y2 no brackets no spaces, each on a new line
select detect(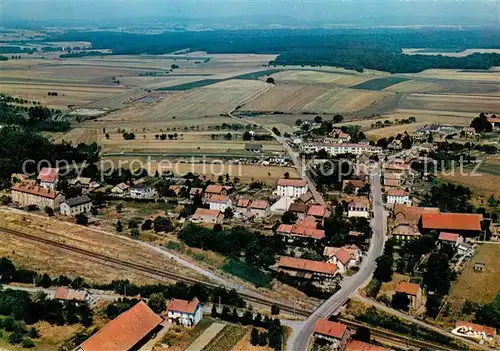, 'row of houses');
300,142,383,156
